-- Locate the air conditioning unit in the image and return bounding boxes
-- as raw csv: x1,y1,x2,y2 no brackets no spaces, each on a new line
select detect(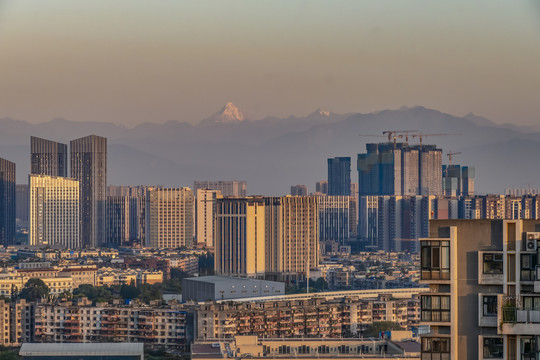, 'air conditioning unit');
526,238,538,252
